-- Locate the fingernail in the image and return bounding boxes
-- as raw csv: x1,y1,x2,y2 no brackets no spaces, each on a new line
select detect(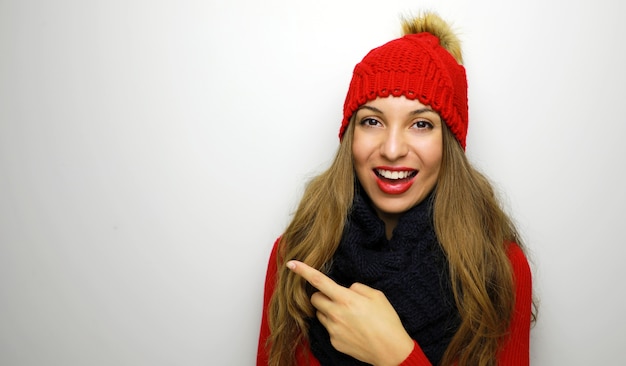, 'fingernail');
286,261,296,270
